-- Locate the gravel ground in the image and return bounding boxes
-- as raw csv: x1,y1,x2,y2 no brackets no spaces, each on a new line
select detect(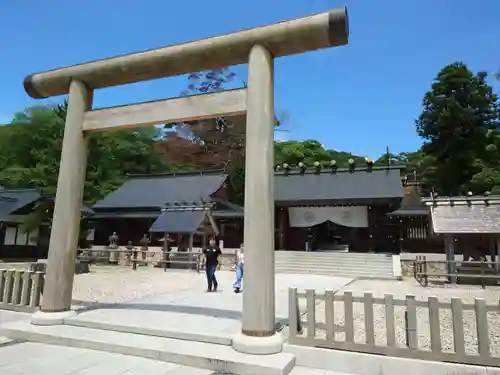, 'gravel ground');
286,278,500,358
71,266,183,309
